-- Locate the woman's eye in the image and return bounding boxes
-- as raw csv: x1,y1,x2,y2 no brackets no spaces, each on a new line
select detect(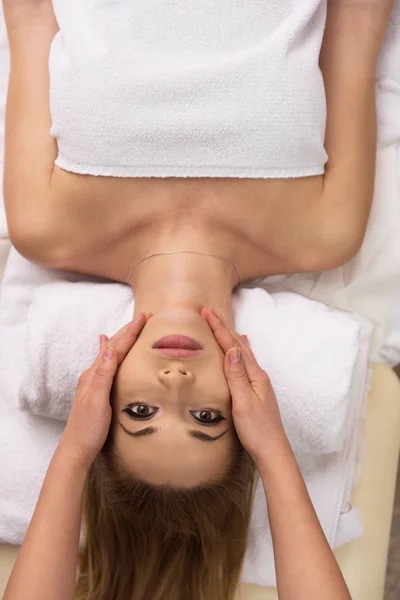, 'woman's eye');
191,409,225,425
122,404,225,425
122,404,157,419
